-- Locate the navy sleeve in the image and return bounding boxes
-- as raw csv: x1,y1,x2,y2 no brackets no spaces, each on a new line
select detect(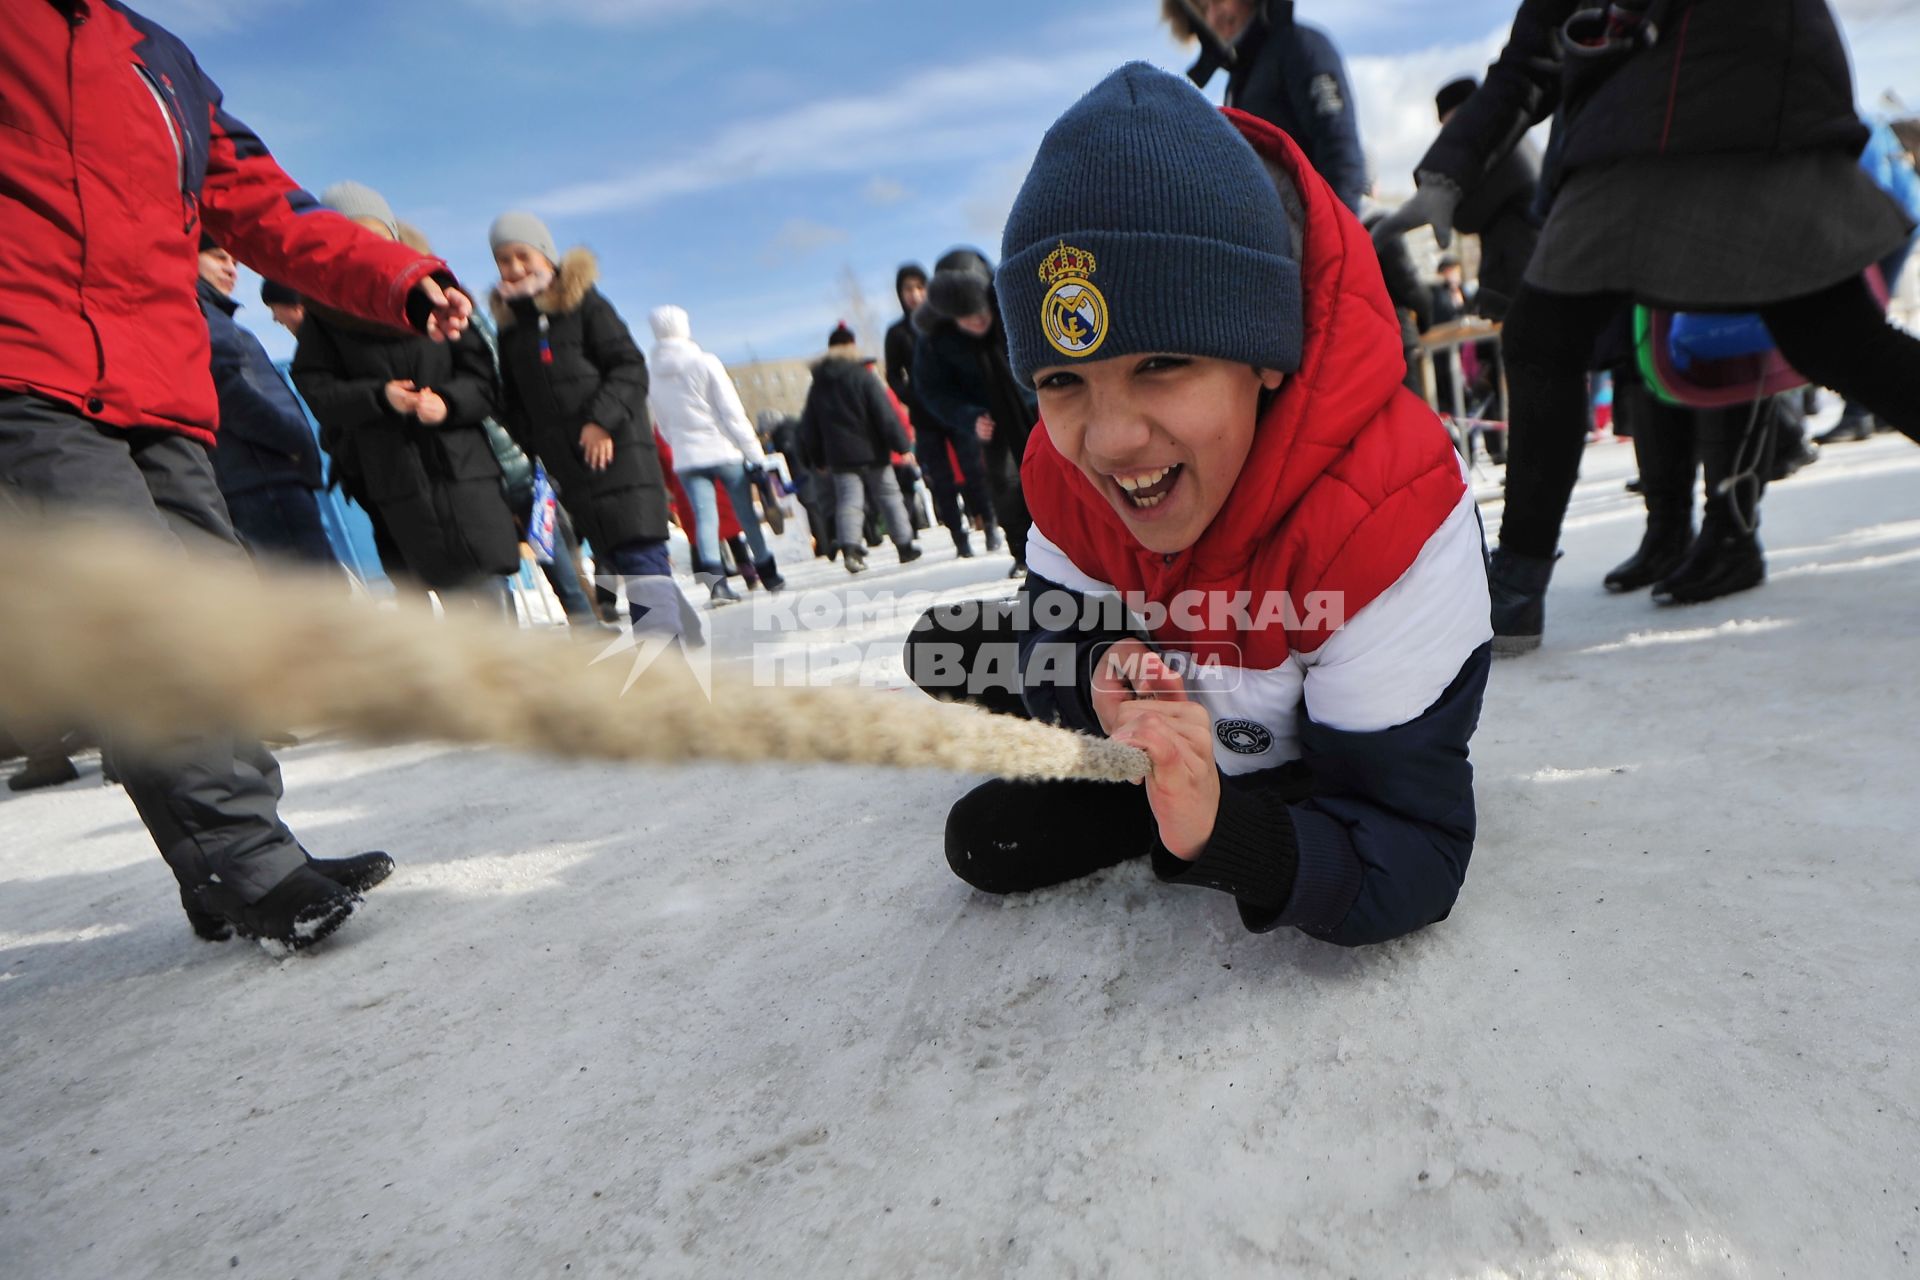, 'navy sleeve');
209,318,316,461
912,333,990,436
1013,571,1143,735
1154,642,1491,947
1297,27,1370,214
